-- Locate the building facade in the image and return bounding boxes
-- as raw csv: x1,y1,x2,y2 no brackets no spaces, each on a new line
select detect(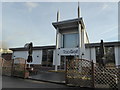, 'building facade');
10,41,120,70
10,46,55,65
10,6,120,71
